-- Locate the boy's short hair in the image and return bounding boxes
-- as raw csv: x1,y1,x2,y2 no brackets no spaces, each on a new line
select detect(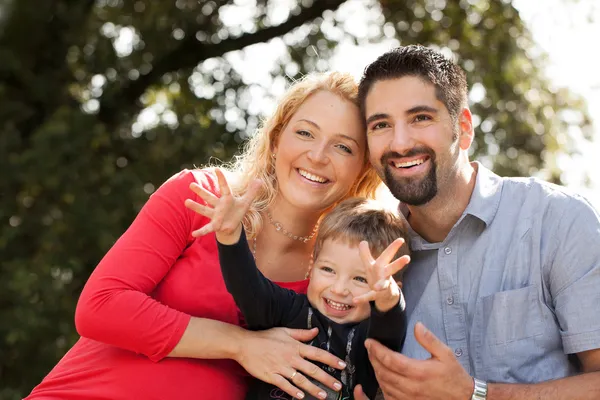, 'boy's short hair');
313,197,410,267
